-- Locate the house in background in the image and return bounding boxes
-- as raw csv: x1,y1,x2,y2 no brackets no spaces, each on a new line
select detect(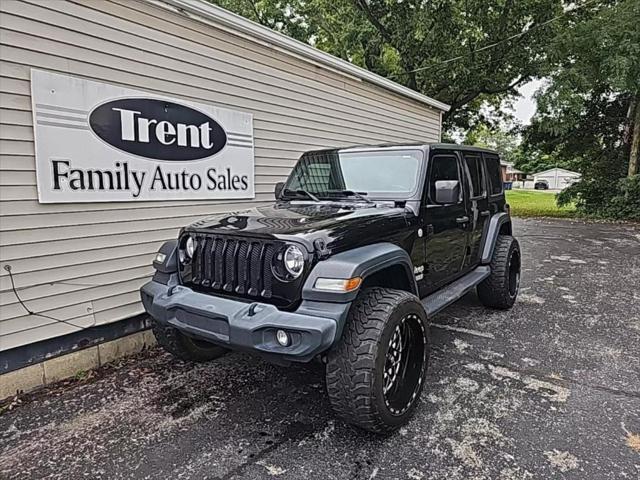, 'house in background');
533,167,581,190
500,161,526,182
505,163,526,182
